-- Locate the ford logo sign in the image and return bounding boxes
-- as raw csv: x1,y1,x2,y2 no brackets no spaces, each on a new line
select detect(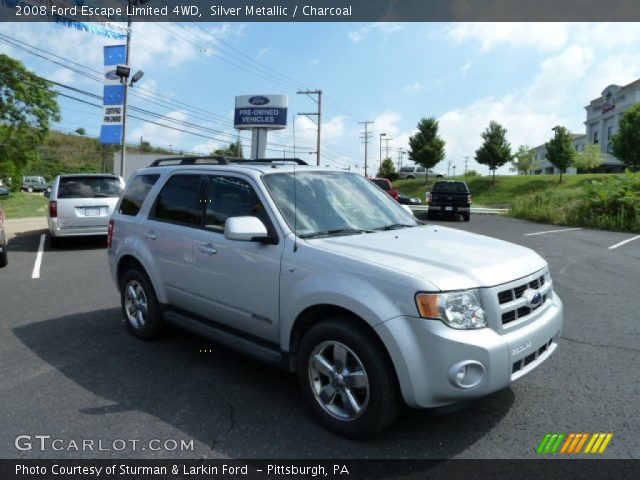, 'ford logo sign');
249,96,270,106
523,289,542,308
105,70,119,80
